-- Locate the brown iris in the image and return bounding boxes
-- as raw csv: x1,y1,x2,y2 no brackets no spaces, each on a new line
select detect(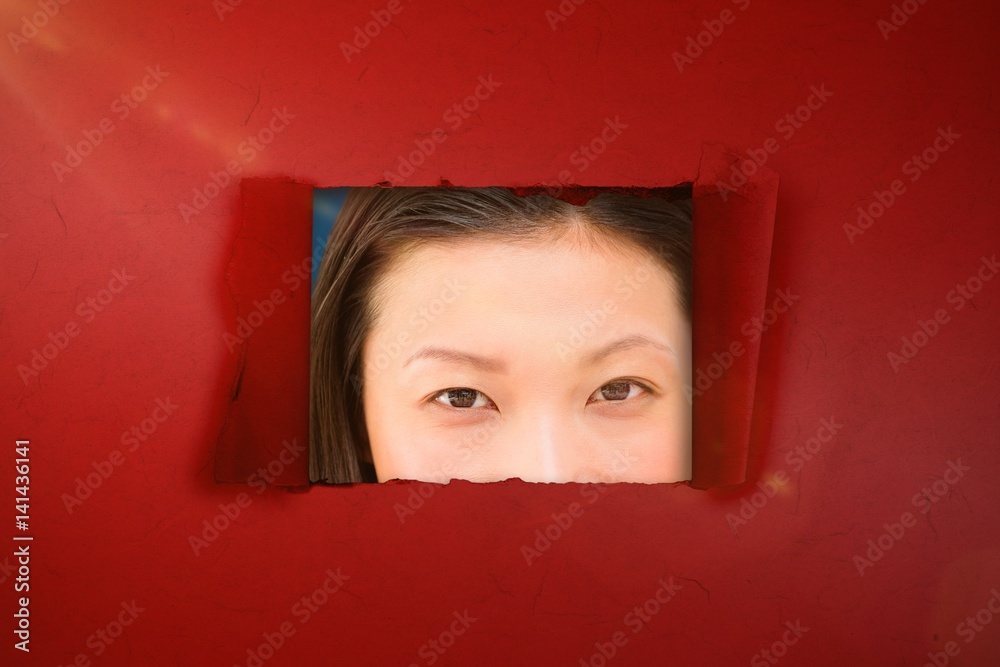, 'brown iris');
600,381,631,401
447,388,479,408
